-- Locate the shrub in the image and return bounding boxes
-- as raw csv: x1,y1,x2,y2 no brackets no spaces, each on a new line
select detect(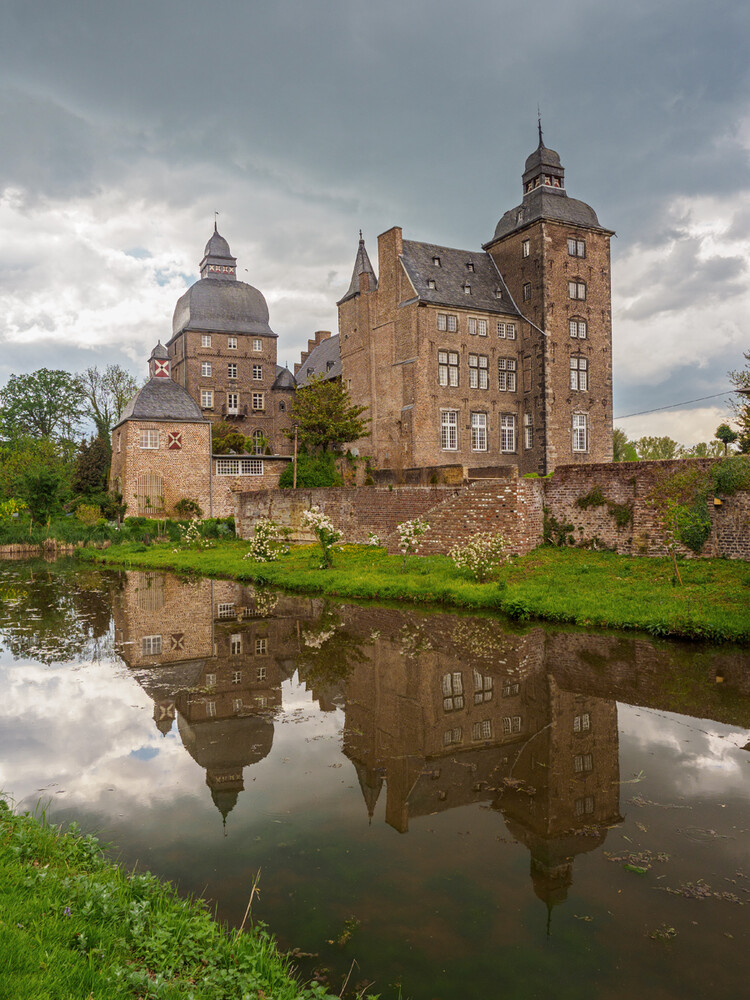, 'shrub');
173,497,203,519
75,503,102,527
175,520,215,551
450,532,509,581
279,452,343,489
0,498,27,521
243,518,290,562
301,506,341,567
396,518,429,569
